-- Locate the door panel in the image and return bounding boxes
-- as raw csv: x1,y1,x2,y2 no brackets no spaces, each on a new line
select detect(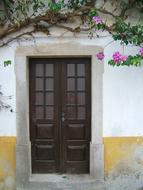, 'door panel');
29,58,91,174
62,59,91,173
30,59,60,173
